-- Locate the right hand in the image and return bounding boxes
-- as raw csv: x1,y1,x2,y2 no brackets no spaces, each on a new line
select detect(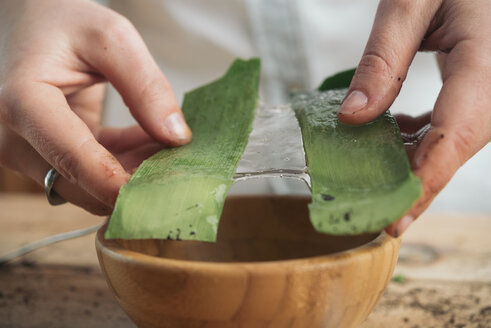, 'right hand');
0,0,192,215
337,0,491,237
